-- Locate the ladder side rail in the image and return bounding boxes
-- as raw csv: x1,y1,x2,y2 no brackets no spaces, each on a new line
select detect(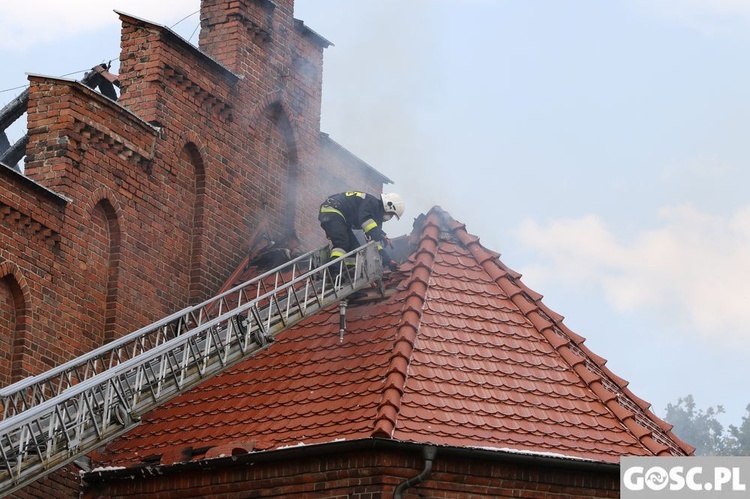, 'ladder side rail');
1,390,136,497
301,246,340,311
1,302,362,494
281,247,346,324
243,304,263,350
217,318,239,364
160,340,193,399
117,268,344,413
170,341,194,393
2,245,325,399
0,246,329,415
107,250,363,401
0,309,198,420
114,282,296,402
131,354,160,408
0,320,255,493
101,379,119,438
0,243,379,495
263,271,280,333
248,298,270,347
292,252,317,311
76,390,100,450
264,262,316,332
0,306,201,396
267,242,380,330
